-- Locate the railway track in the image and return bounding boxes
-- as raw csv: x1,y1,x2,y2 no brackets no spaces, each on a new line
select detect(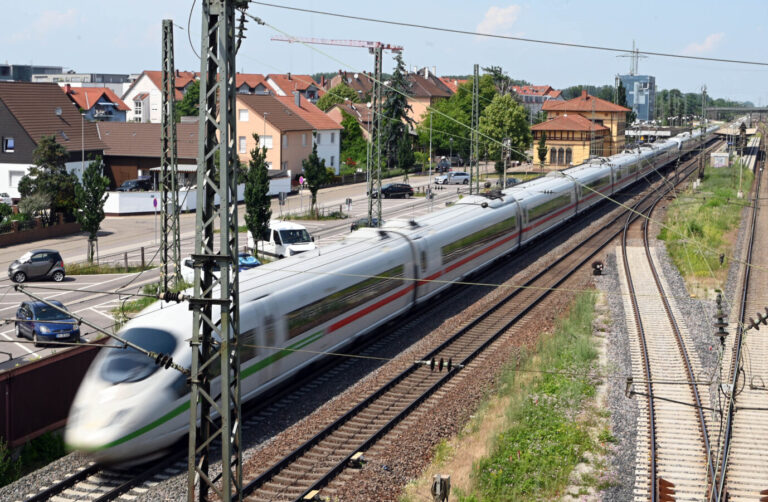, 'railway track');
239,147,717,502
620,148,724,500
713,133,768,501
